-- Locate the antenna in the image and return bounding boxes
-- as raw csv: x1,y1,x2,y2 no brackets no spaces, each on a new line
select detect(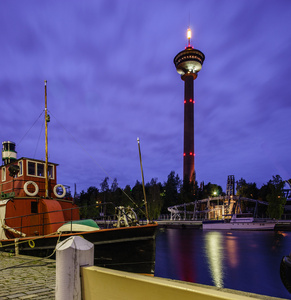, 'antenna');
187,27,192,47
188,13,192,47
